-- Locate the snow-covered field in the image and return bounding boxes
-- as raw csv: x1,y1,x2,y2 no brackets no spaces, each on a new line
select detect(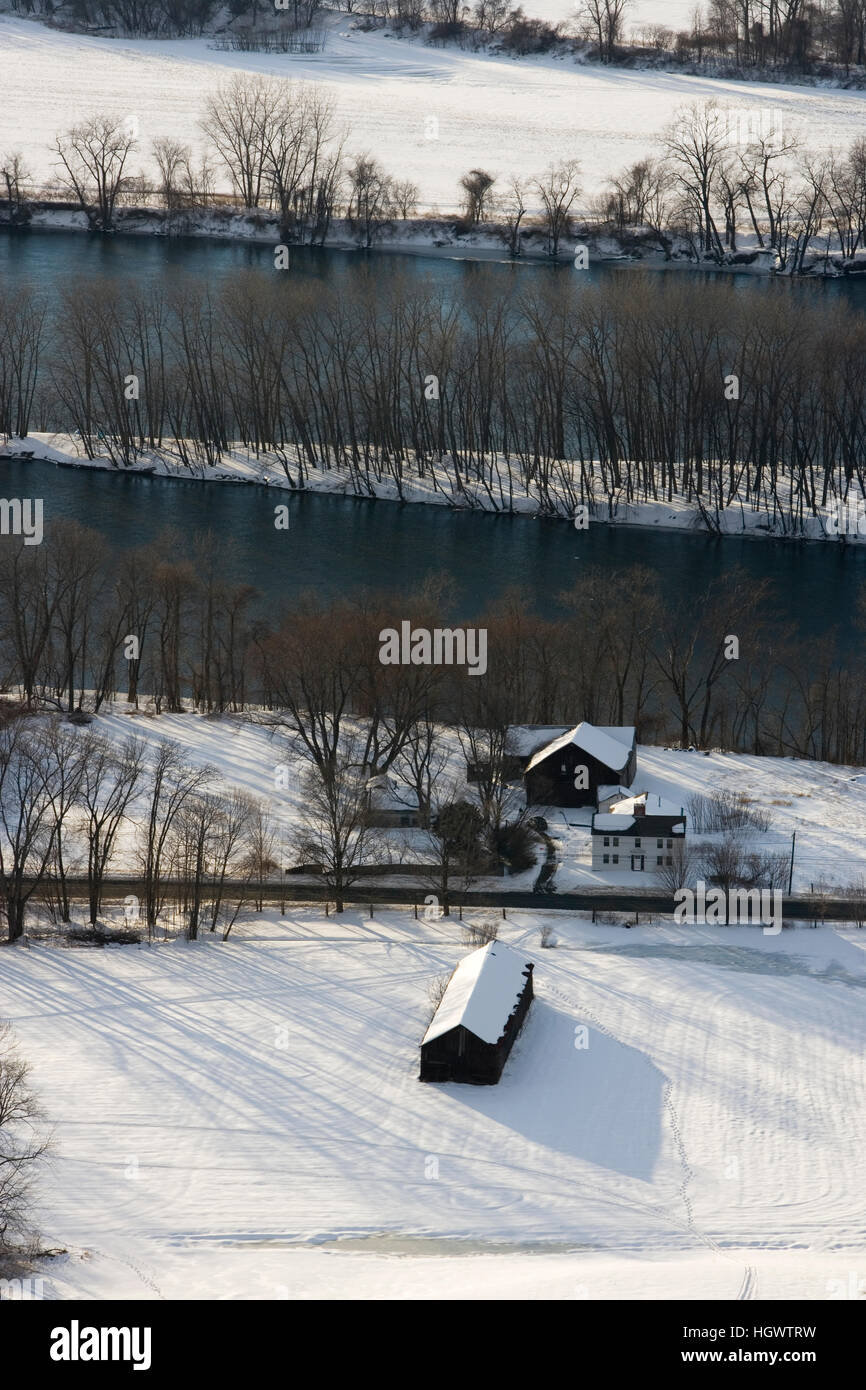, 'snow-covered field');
5,909,866,1299
2,13,866,212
